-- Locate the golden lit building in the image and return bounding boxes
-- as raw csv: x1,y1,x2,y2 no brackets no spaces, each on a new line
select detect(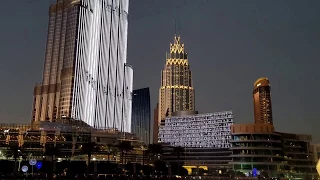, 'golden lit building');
158,35,195,123
253,77,273,125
